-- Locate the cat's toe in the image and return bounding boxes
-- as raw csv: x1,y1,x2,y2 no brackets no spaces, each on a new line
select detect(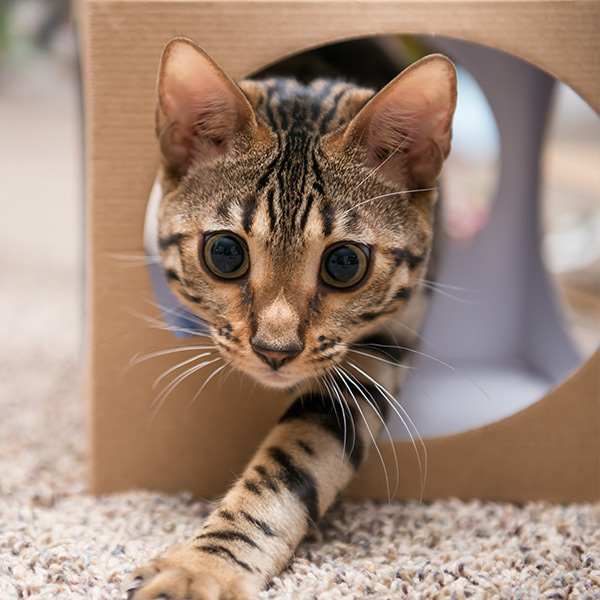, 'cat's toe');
124,557,258,600
125,561,162,597
125,565,188,599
